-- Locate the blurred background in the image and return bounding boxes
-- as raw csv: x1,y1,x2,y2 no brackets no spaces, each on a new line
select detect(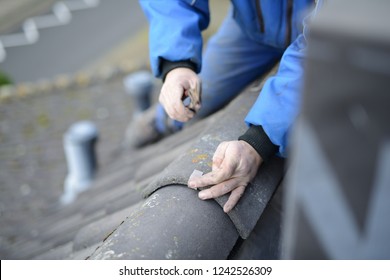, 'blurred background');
0,0,229,258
